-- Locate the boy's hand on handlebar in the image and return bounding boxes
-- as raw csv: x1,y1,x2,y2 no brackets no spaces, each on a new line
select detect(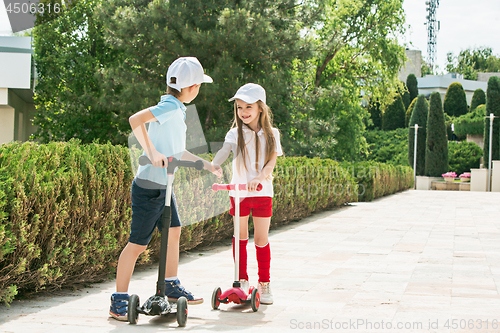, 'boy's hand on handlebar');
247,179,261,192
149,149,168,168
